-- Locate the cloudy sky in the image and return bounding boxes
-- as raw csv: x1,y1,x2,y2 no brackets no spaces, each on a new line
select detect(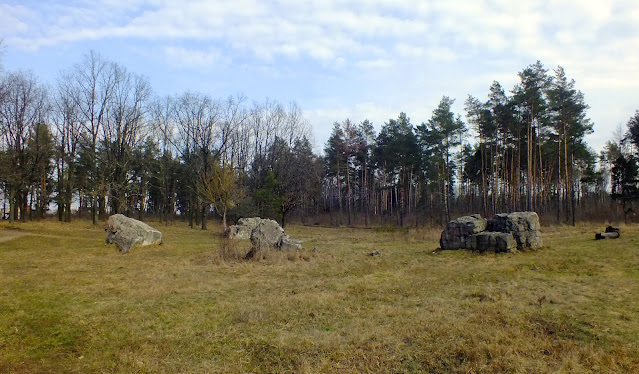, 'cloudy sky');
1,0,638,153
